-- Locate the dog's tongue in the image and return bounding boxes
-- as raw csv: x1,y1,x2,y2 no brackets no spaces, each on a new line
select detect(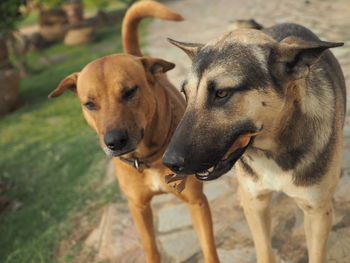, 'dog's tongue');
223,131,261,160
